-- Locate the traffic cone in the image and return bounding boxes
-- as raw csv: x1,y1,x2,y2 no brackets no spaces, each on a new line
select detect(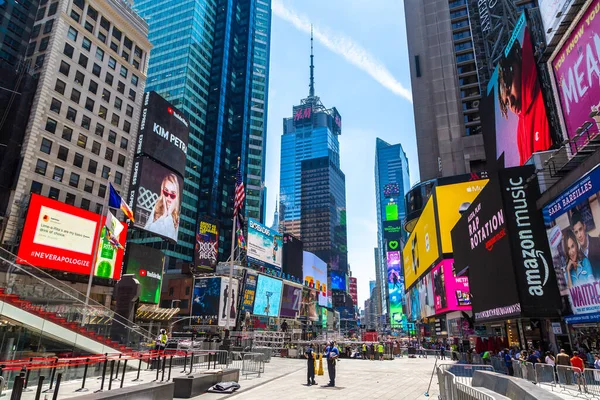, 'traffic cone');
318,353,324,375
